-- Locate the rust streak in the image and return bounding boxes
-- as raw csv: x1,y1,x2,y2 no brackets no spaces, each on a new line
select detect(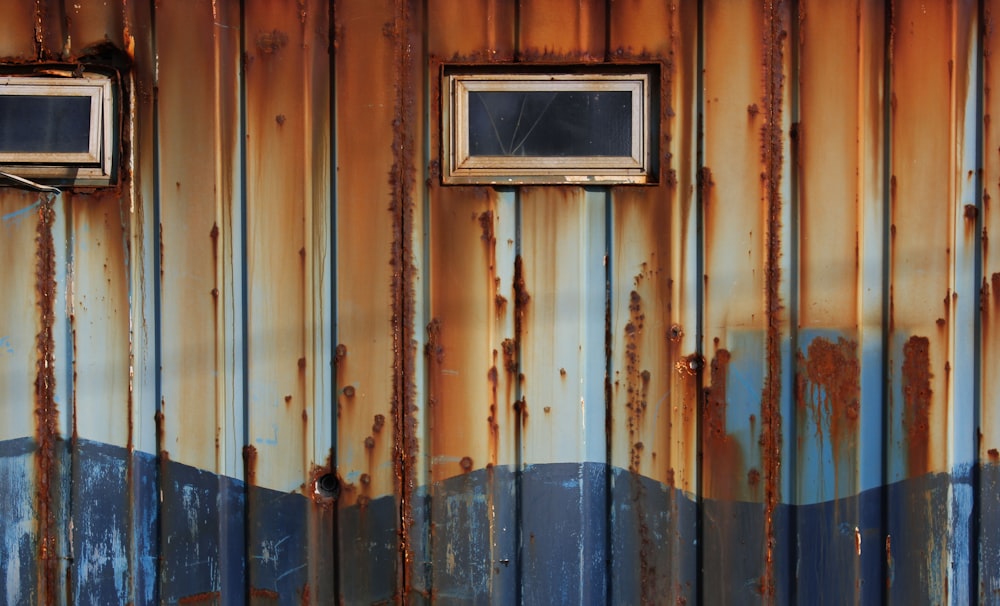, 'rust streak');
902,336,933,477
250,587,281,599
177,592,221,604
388,0,419,599
243,445,258,487
702,349,746,502
34,194,58,606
